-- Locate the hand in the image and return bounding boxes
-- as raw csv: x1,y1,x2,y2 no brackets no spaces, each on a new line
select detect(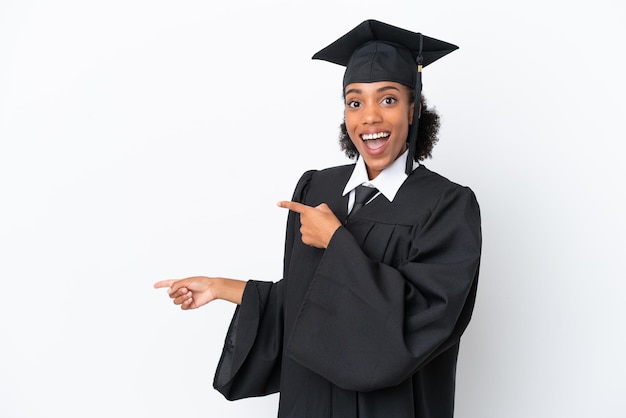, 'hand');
277,201,341,249
153,276,218,310
154,276,246,309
